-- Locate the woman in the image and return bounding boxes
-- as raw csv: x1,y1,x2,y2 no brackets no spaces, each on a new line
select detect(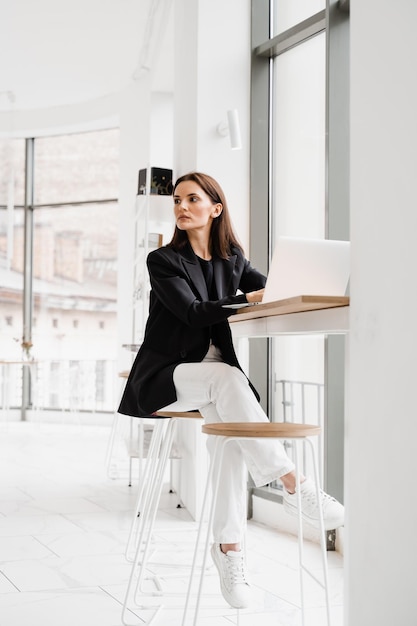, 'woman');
119,172,344,609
